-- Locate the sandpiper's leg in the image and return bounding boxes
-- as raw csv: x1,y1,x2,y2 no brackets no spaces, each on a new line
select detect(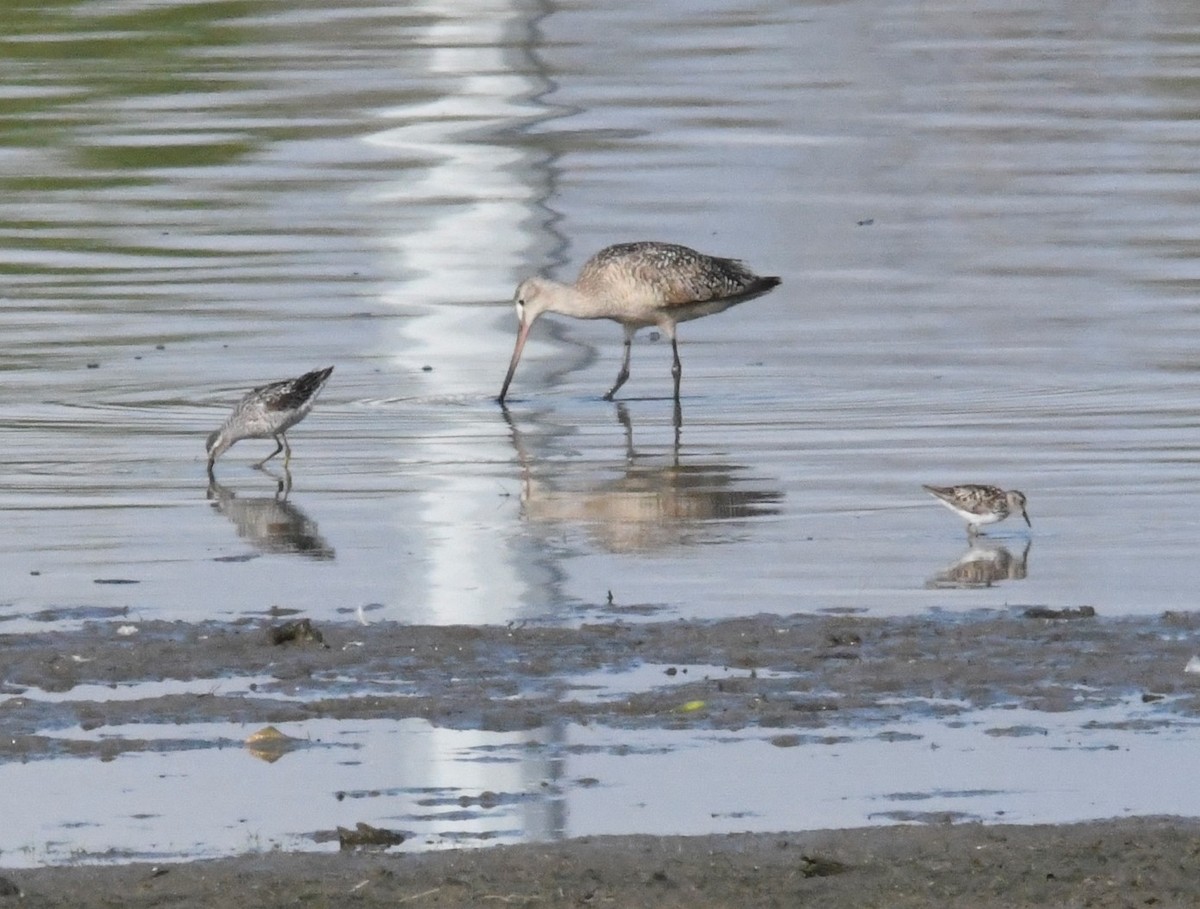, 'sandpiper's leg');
254,438,284,469
670,336,682,400
281,434,293,468
603,326,636,401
